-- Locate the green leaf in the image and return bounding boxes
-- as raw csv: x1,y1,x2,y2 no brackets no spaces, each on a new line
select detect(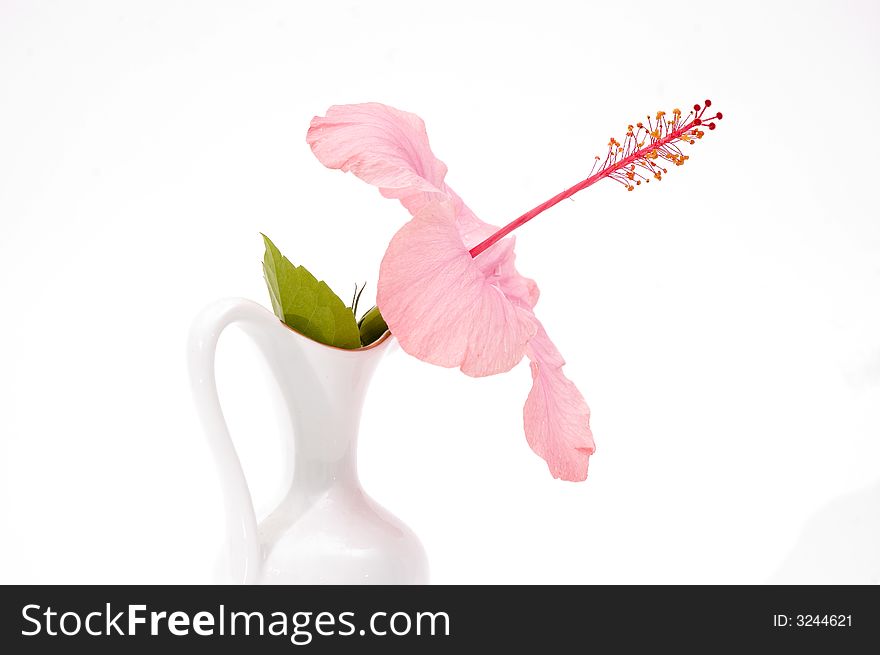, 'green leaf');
358,305,389,346
261,234,361,349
